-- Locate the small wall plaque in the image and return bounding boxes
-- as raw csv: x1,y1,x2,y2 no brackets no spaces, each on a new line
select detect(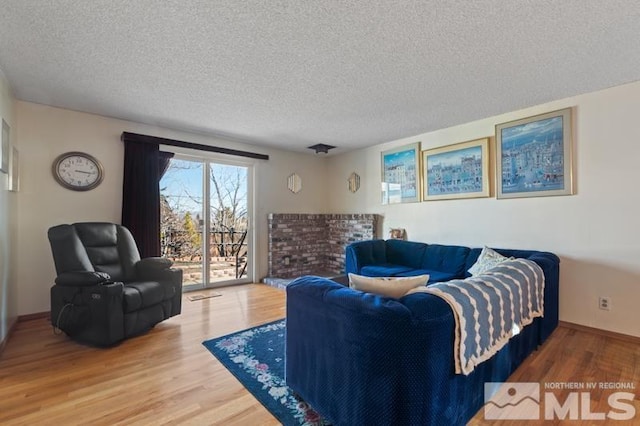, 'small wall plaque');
287,173,302,193
348,172,361,193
